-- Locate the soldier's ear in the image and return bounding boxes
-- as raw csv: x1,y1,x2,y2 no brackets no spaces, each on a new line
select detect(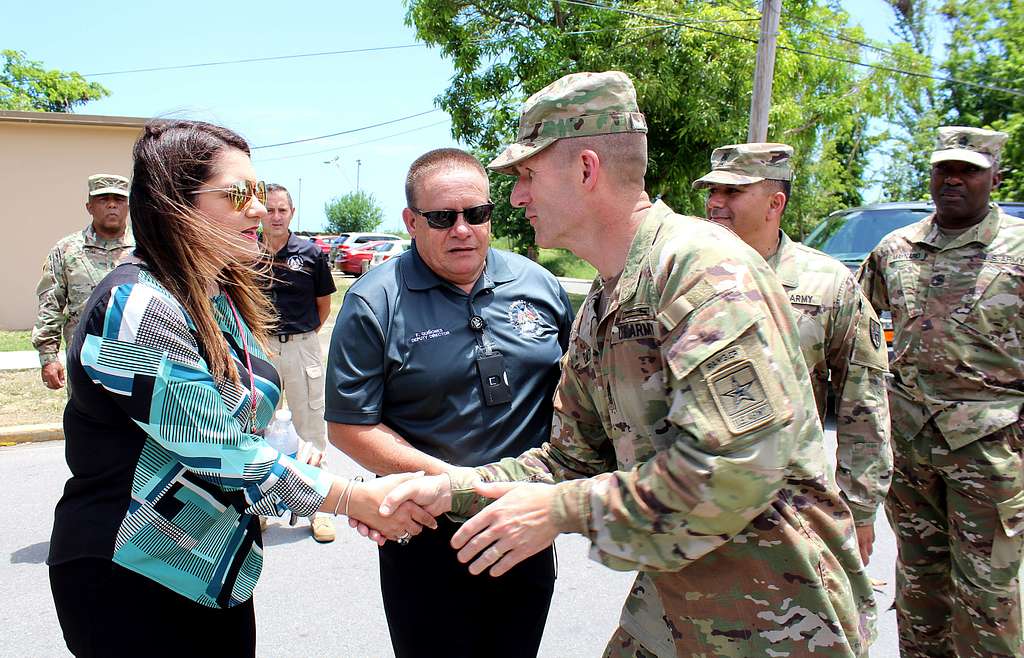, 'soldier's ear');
580,149,601,189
